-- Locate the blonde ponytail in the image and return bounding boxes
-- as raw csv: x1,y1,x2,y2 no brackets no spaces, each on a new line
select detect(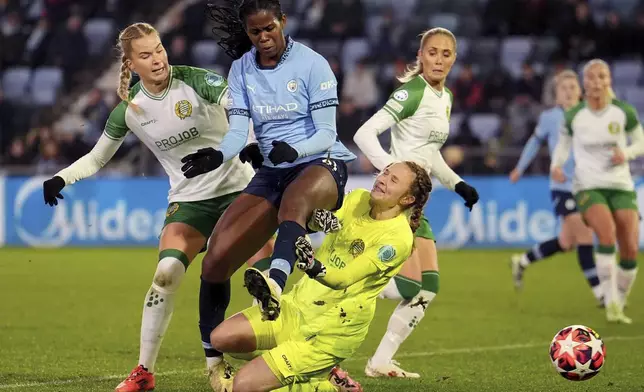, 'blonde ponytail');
398,27,457,84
